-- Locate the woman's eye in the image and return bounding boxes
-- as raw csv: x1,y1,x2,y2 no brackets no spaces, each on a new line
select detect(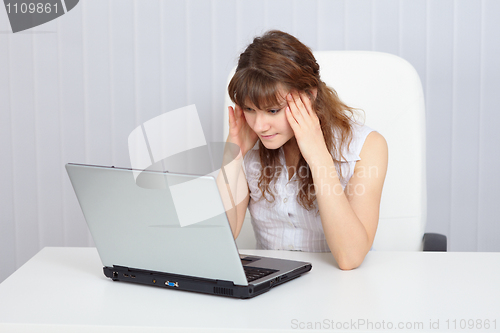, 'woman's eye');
243,108,253,112
268,109,280,114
